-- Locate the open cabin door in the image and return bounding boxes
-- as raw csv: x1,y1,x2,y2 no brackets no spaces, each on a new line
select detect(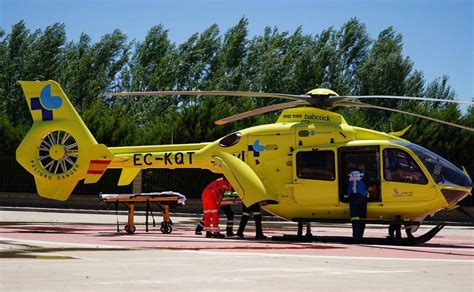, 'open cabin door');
292,147,339,206
338,146,381,203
